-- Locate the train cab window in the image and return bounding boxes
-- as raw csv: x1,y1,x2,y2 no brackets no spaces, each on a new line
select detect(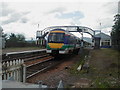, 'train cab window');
48,33,65,43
